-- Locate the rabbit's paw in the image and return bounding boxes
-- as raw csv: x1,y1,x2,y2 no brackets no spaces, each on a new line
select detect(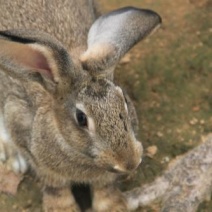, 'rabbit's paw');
0,139,28,174
8,151,28,174
43,186,81,212
93,186,128,212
